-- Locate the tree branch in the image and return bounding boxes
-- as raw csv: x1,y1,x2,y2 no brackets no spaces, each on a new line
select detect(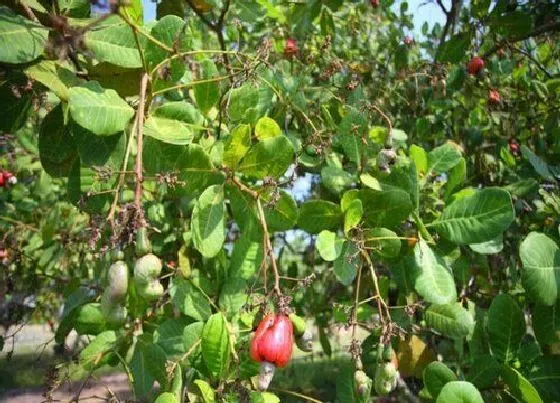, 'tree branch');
185,0,233,78
134,73,149,227
482,21,560,59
